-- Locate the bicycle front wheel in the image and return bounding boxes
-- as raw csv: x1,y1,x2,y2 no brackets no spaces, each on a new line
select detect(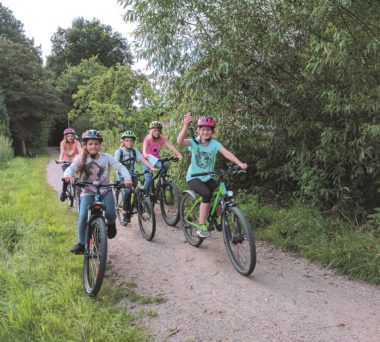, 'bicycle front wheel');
160,180,180,226
115,189,127,226
83,217,108,297
179,192,203,247
137,195,156,241
222,206,256,276
66,184,74,207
